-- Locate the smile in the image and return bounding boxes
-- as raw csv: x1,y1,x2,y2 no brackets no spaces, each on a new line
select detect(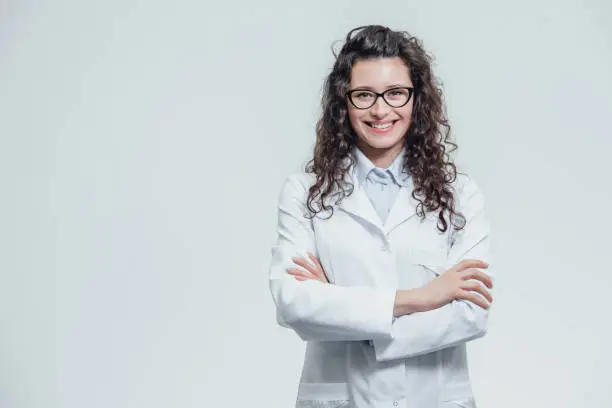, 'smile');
366,120,398,133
